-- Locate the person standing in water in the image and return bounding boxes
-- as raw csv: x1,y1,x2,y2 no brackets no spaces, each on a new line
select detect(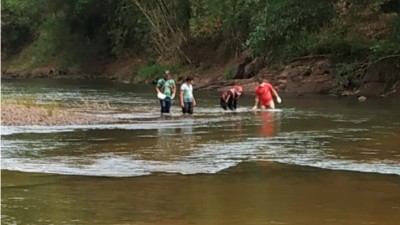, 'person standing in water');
252,78,281,110
180,77,196,115
156,70,176,115
220,85,243,111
